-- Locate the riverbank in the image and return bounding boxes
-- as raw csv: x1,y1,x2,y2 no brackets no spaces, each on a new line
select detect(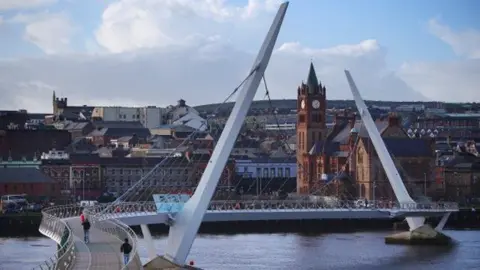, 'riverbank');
1,208,479,237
